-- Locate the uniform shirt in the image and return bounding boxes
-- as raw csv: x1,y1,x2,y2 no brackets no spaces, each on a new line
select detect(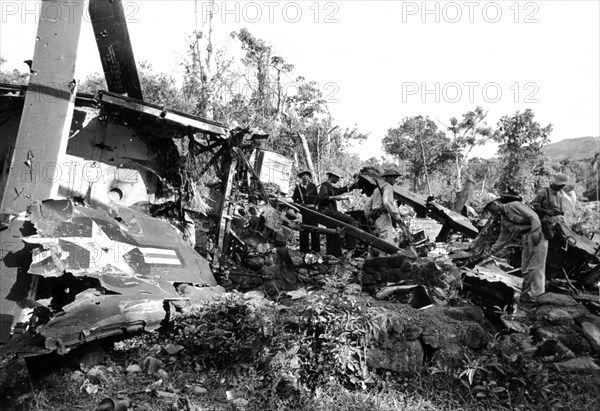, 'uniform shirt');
292,182,318,206
531,187,565,217
318,181,350,211
366,182,400,221
490,202,542,254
